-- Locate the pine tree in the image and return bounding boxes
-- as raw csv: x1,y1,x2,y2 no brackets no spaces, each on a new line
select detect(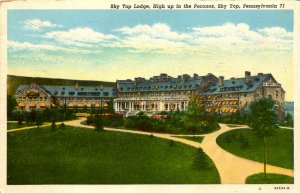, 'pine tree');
192,148,210,170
